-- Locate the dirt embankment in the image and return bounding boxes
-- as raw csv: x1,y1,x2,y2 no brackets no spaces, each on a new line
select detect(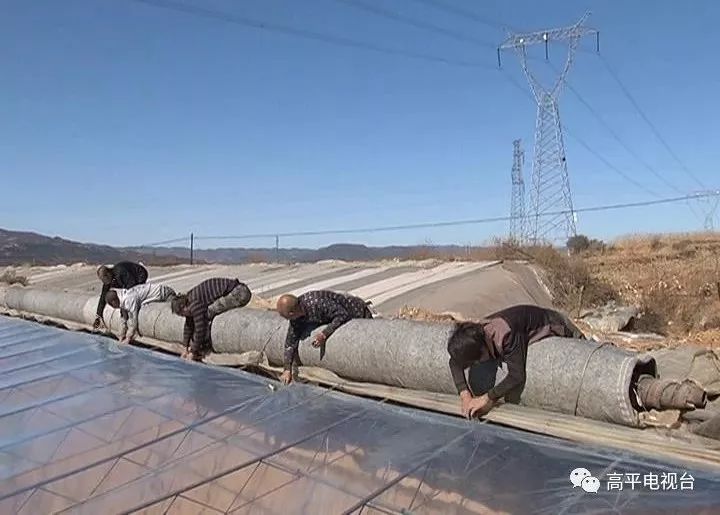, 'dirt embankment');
395,233,720,349
582,233,720,345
